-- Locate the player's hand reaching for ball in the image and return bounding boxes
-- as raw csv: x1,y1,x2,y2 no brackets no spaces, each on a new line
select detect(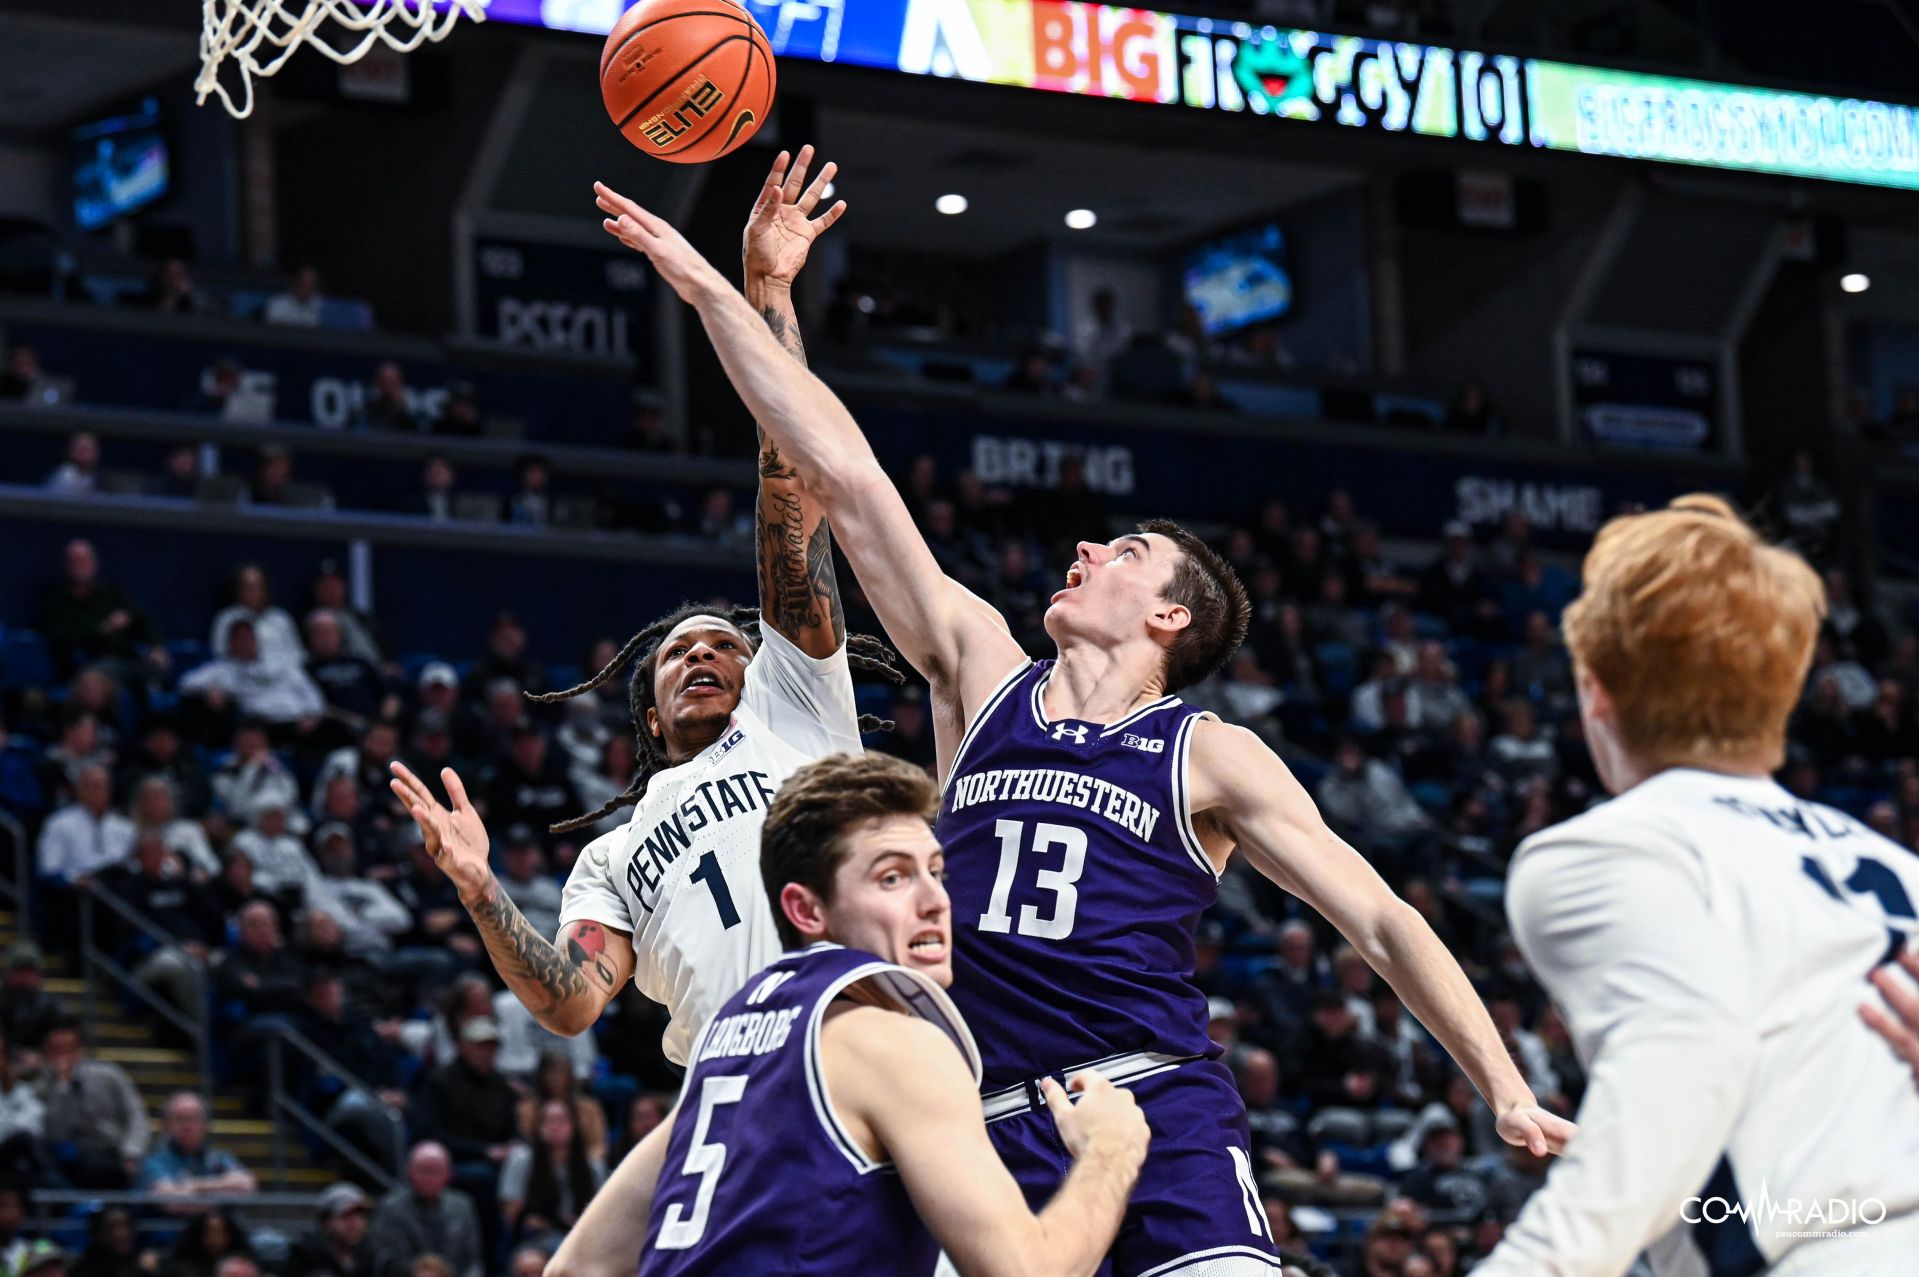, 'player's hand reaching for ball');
390,760,494,904
1495,1098,1577,1158
596,182,728,303
1043,1074,1150,1170
743,145,847,288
